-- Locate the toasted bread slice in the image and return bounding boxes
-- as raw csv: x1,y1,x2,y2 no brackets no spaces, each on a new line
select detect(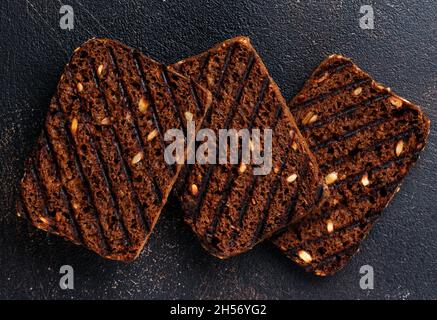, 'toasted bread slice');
272,55,430,275
17,38,211,261
170,37,327,258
